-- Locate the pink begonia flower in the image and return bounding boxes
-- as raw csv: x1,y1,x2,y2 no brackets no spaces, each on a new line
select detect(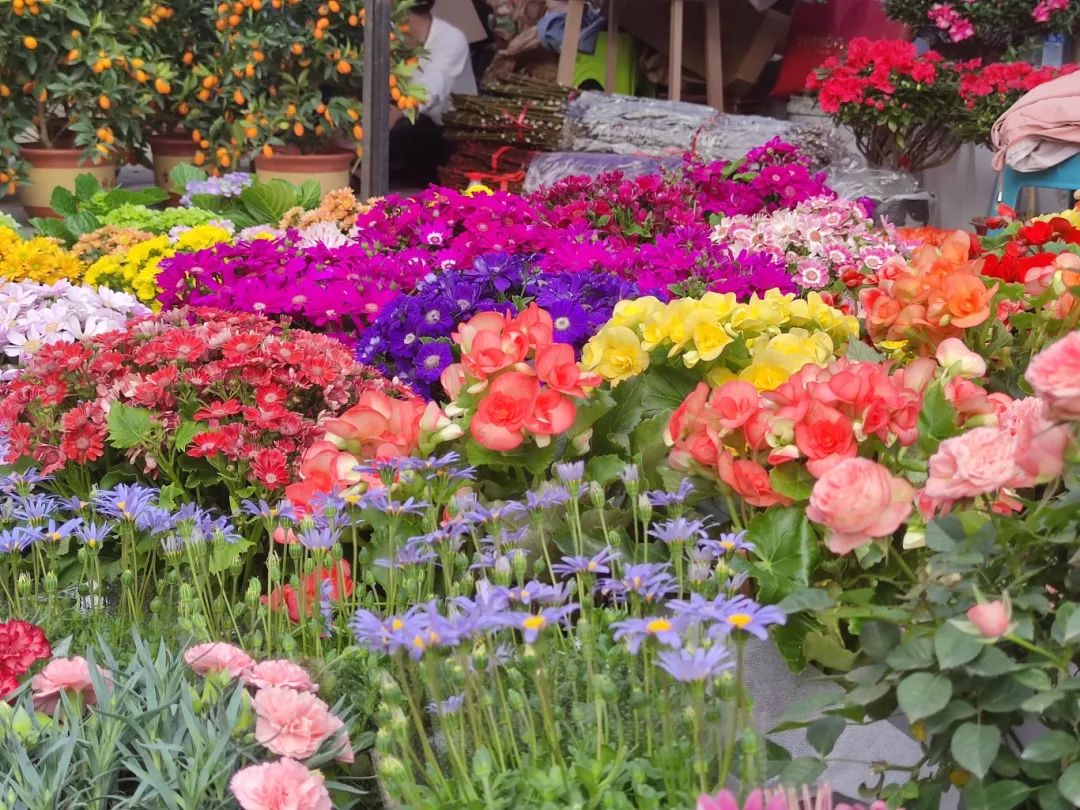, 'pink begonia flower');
230,758,332,810
31,656,111,714
243,660,318,693
184,642,255,679
806,457,914,555
967,600,1010,639
924,427,1020,500
1026,331,1080,420
935,337,986,379
252,686,352,762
